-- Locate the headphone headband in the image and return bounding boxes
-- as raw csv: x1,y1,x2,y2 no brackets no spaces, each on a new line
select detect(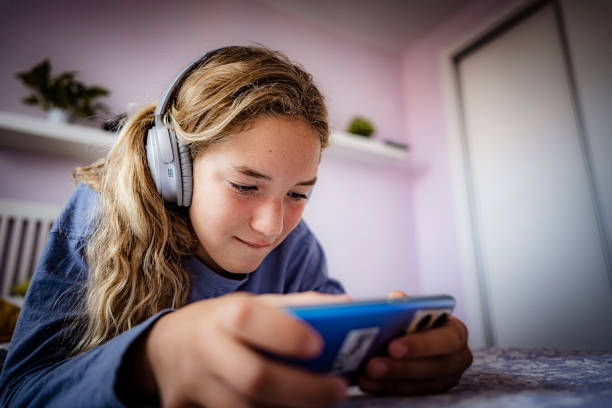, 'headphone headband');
154,47,229,128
